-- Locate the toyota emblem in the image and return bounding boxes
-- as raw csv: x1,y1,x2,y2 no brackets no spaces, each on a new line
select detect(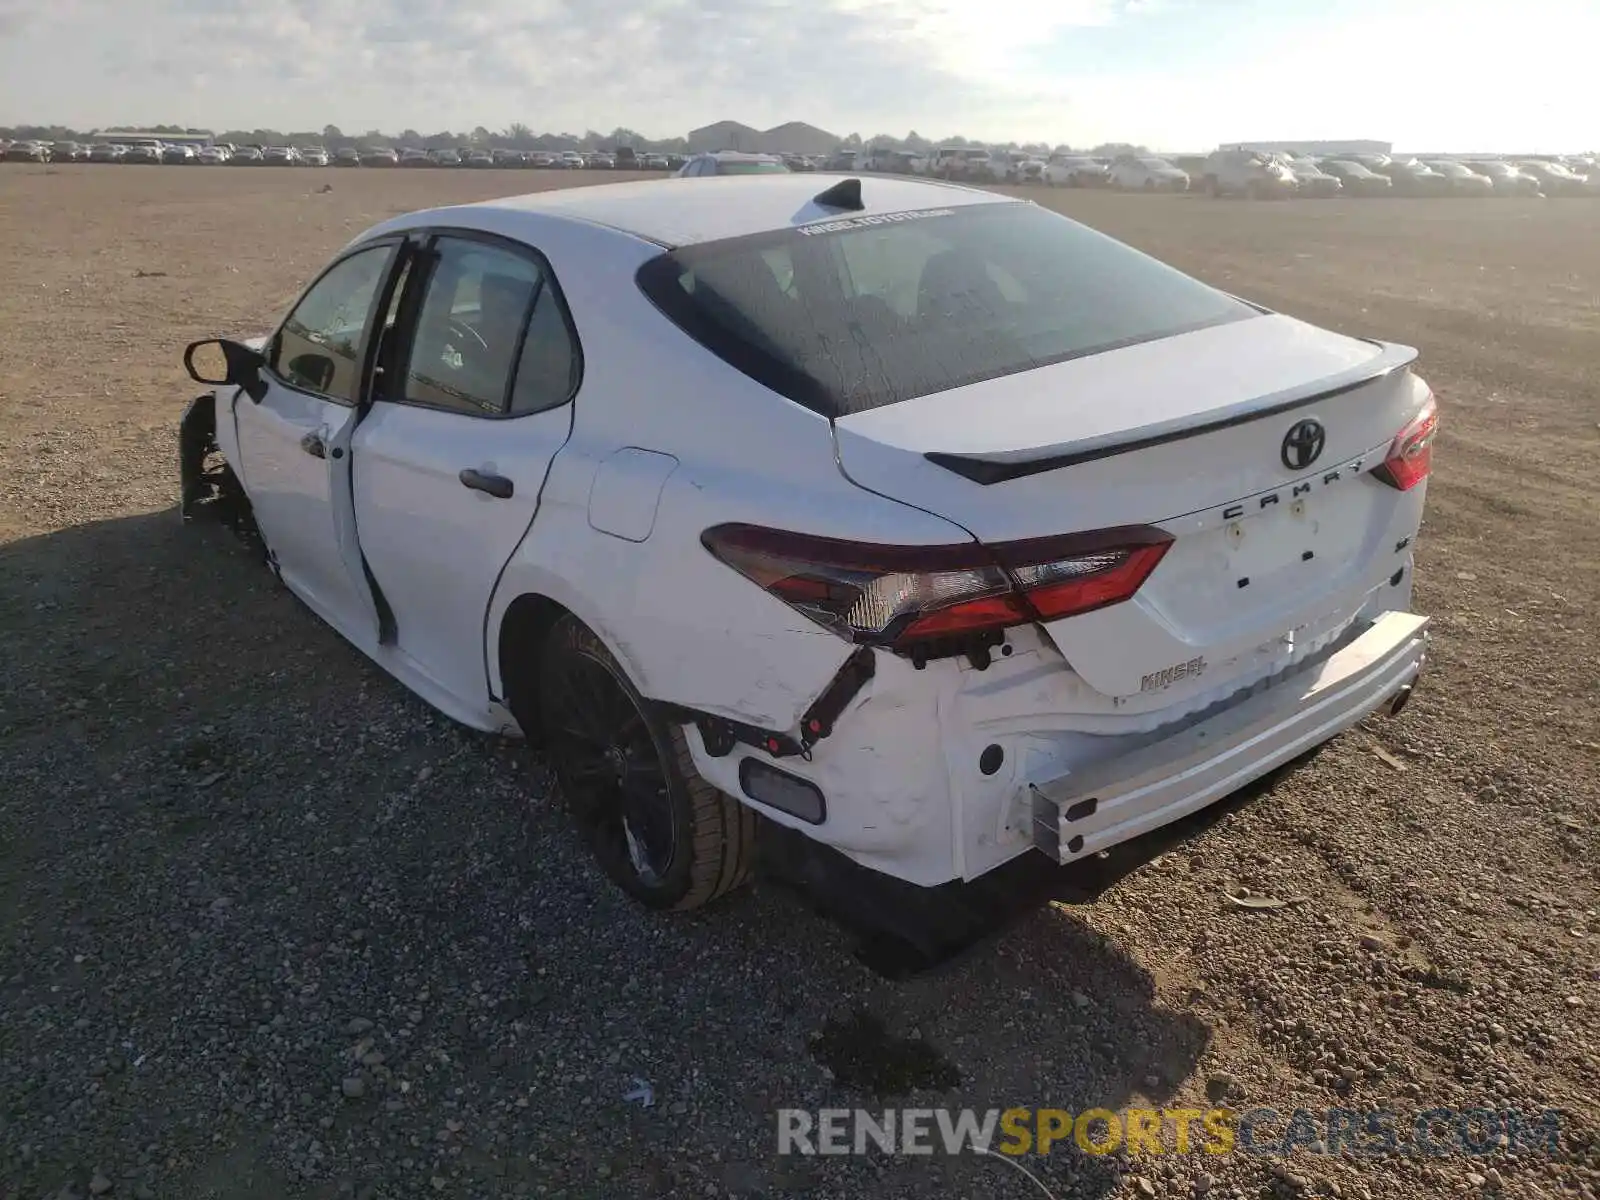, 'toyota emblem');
1281,418,1326,471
